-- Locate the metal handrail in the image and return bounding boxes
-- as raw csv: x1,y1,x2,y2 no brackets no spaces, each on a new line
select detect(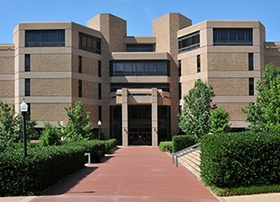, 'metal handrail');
172,142,201,167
